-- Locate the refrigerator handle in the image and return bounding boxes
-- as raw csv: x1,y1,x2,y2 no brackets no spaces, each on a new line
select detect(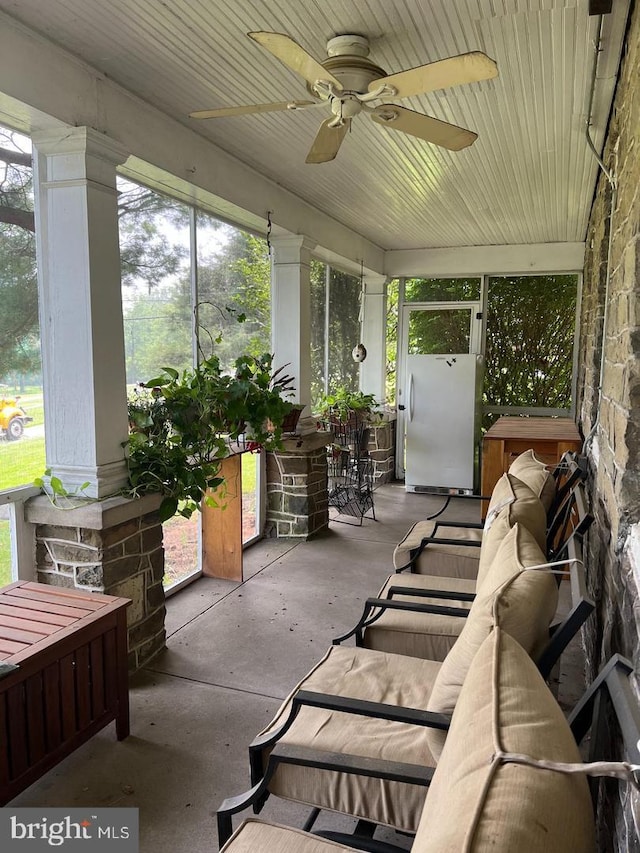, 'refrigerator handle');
408,373,414,422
